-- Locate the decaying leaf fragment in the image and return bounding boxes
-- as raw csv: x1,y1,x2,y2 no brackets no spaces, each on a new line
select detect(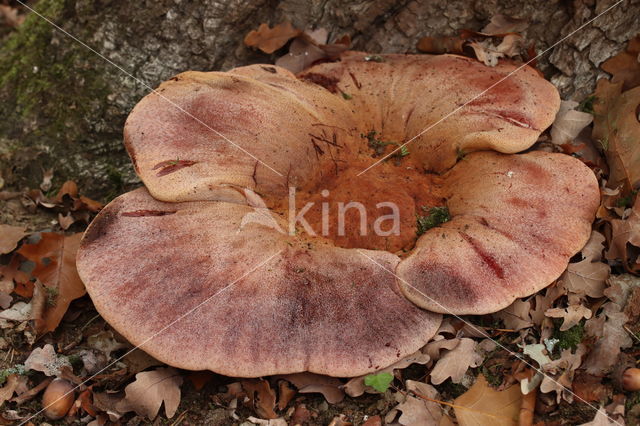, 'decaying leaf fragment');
606,197,640,272
244,22,302,54
592,80,640,193
17,233,86,333
430,338,482,385
454,375,522,426
116,367,183,419
385,380,443,425
582,303,633,375
24,344,72,377
601,35,640,90
0,225,27,254
550,100,593,146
